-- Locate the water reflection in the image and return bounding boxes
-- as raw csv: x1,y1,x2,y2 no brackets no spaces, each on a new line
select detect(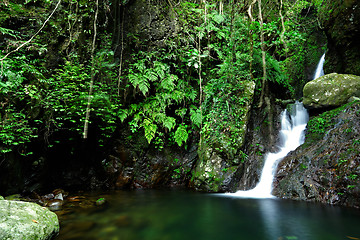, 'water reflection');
55,190,360,240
